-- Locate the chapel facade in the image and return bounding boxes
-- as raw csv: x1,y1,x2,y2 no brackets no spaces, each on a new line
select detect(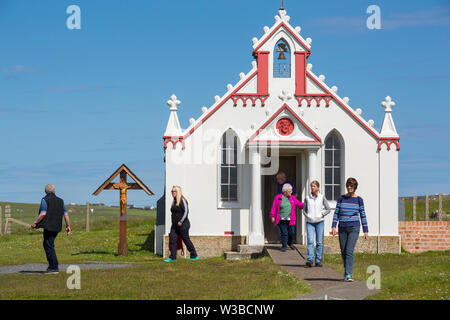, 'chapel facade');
155,7,401,257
